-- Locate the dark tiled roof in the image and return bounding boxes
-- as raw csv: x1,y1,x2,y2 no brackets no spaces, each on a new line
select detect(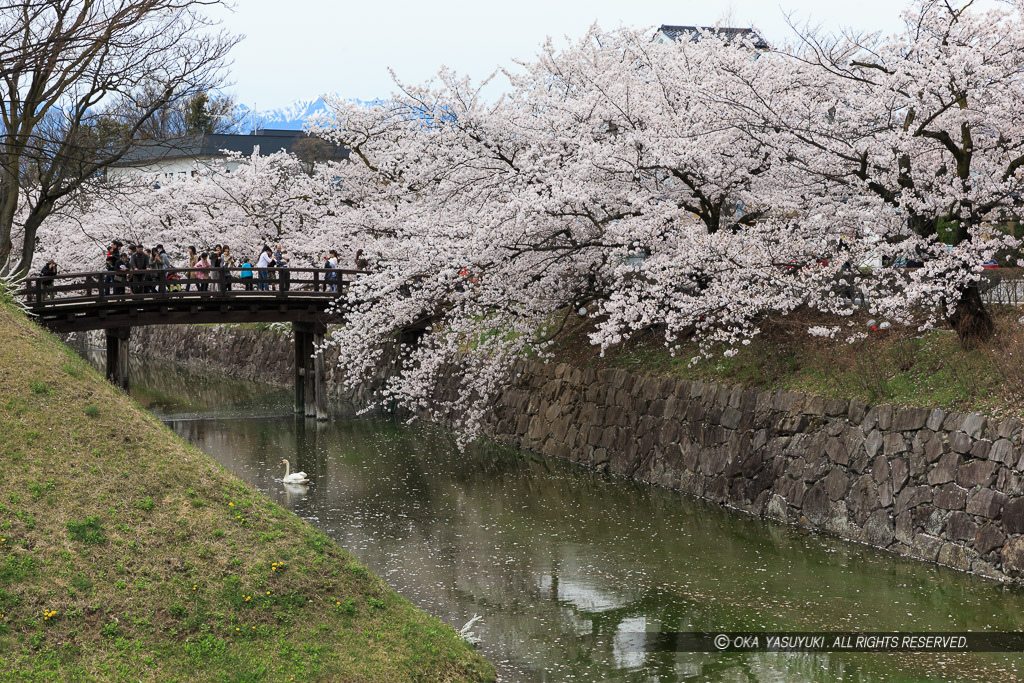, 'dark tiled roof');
115,131,346,165
656,25,769,50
